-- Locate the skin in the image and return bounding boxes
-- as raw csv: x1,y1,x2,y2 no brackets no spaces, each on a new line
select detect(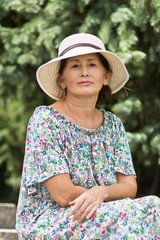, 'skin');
44,53,137,223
